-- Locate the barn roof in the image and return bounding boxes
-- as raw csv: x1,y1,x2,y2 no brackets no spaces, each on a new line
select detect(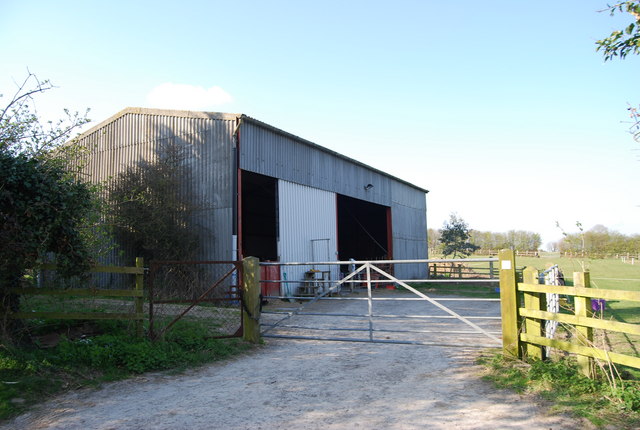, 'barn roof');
79,107,429,194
